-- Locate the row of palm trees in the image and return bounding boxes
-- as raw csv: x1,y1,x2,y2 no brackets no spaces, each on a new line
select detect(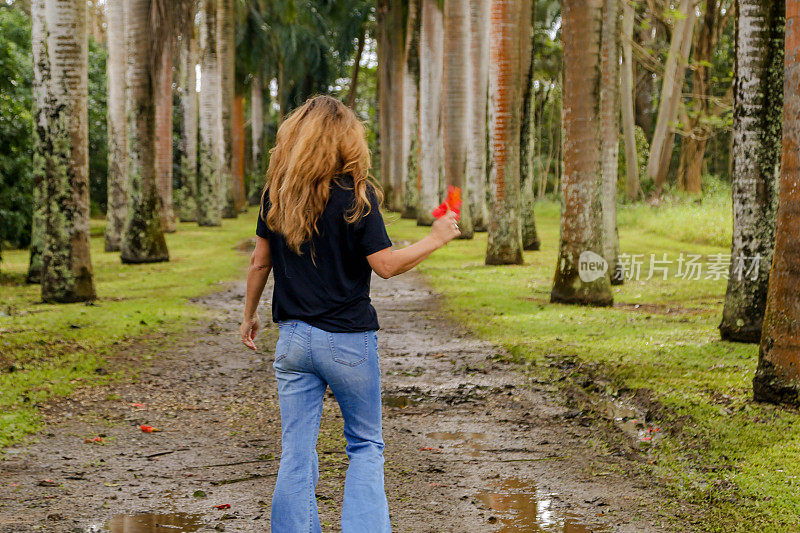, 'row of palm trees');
377,0,800,404
28,0,239,303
